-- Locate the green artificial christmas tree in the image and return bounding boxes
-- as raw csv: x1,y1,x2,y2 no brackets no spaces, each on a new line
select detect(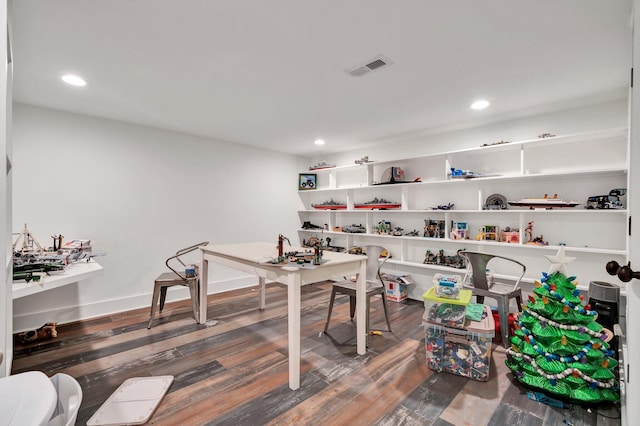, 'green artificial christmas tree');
505,247,619,403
